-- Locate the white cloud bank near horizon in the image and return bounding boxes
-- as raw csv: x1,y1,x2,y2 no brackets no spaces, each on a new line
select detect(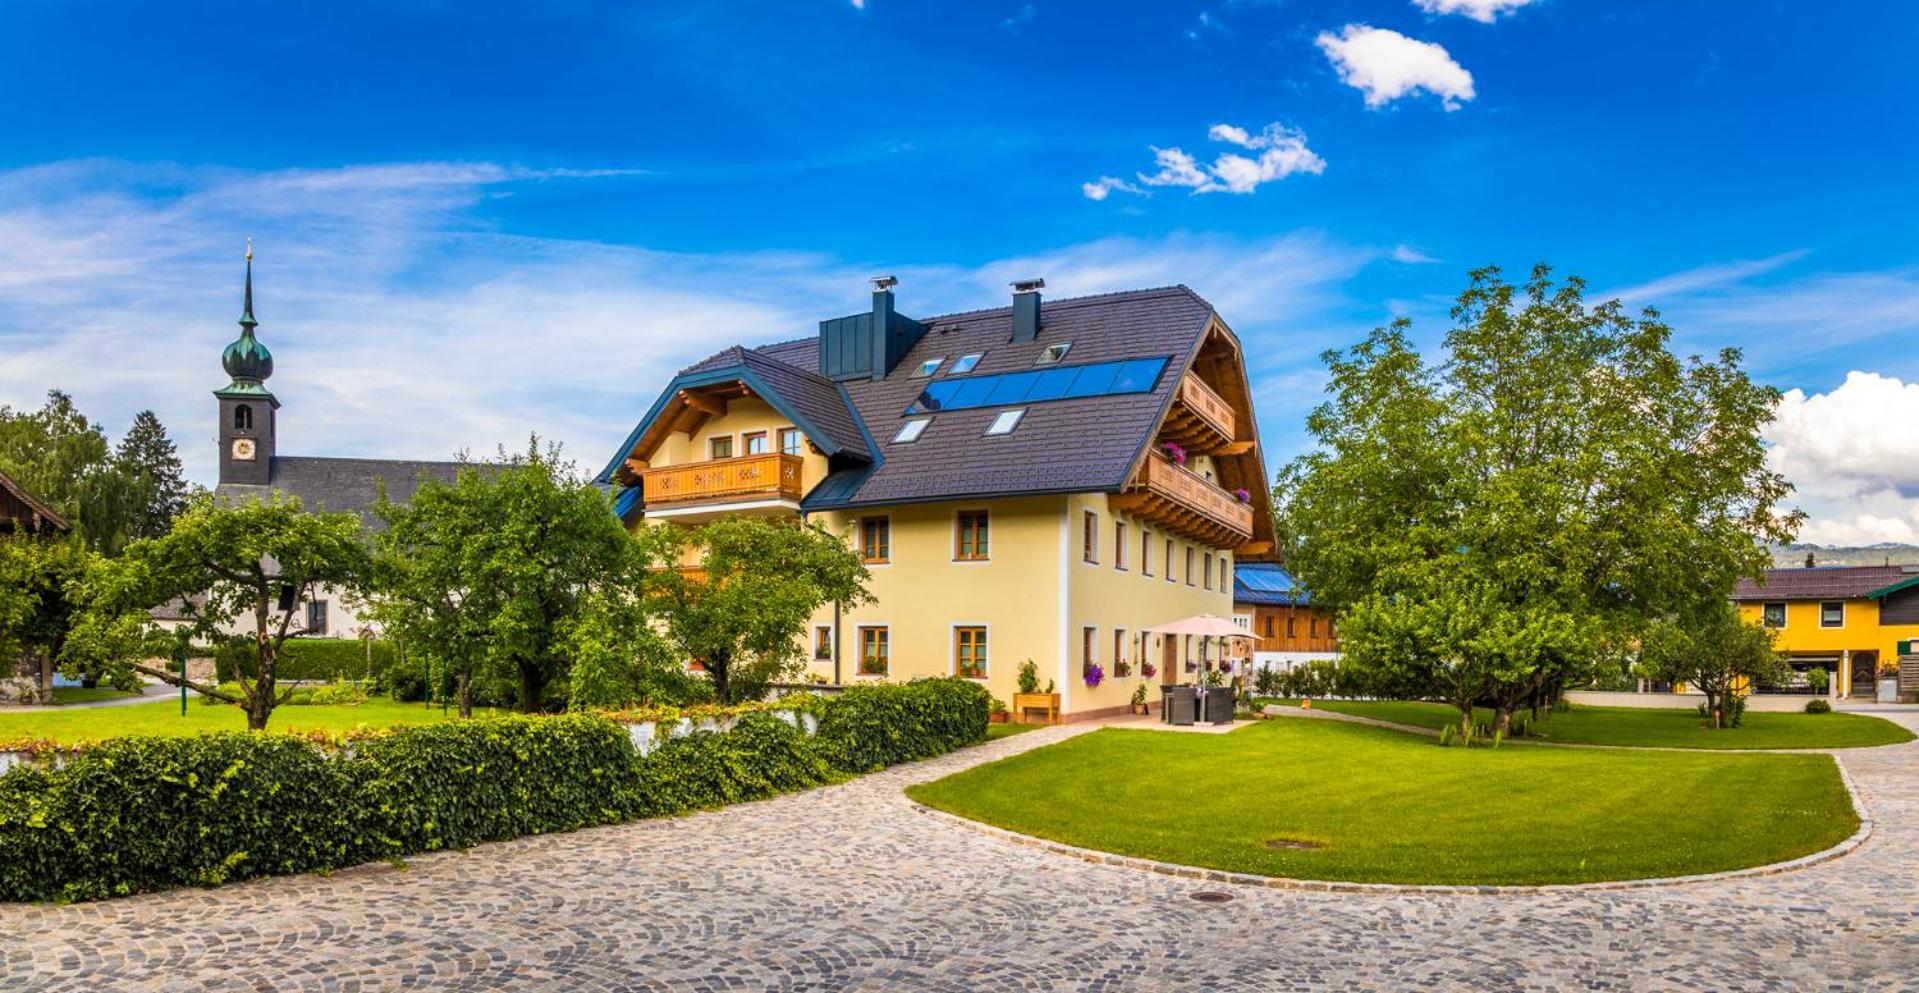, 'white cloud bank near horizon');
1768,372,1919,546
0,159,1376,488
